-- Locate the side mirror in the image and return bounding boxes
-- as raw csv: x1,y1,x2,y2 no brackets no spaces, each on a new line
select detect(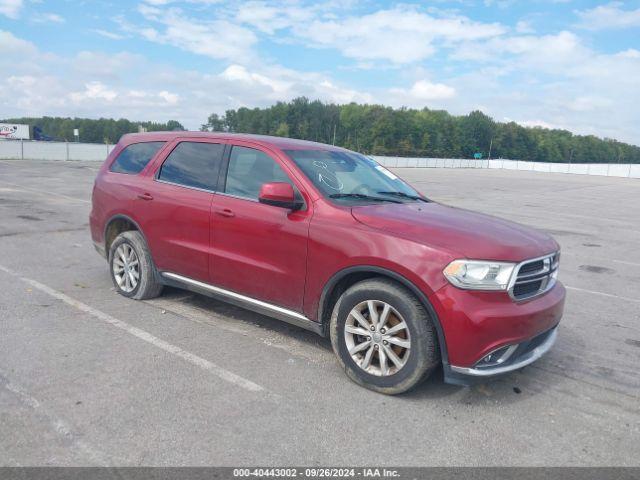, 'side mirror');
258,182,303,210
